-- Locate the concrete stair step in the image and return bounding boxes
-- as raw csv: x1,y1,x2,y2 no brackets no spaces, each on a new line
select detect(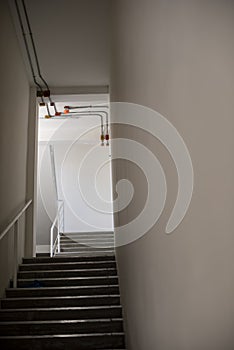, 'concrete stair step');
1,295,121,309
0,333,125,349
60,247,114,252
62,232,114,237
6,285,119,298
60,236,114,241
61,237,114,244
1,253,125,348
19,261,116,271
0,318,123,336
22,255,115,264
17,276,118,288
0,305,123,321
60,243,115,248
36,253,50,257
60,240,114,245
56,252,115,257
17,268,117,279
